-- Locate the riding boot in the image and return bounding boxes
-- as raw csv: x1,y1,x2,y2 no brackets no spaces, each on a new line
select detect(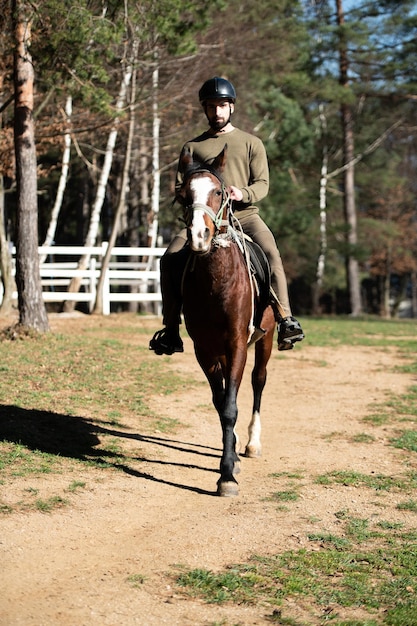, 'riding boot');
277,316,305,351
149,245,189,355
